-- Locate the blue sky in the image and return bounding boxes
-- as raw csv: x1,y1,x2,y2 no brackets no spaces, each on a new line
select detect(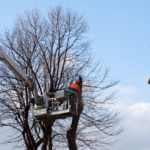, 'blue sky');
0,0,150,150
